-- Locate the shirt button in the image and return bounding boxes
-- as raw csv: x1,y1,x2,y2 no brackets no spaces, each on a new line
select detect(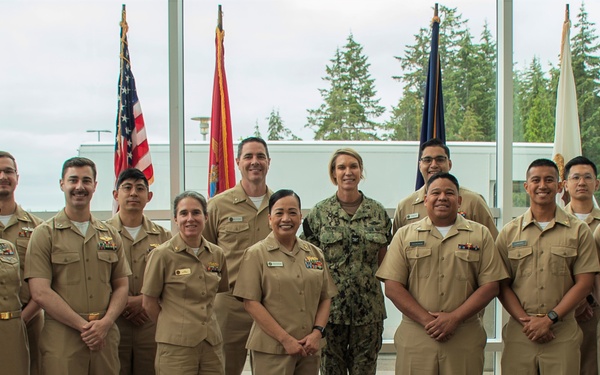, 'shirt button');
441,275,445,278
441,257,445,260
540,268,543,272
299,291,304,295
202,292,206,296
88,277,91,280
89,295,93,299
440,292,444,296
540,286,544,289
